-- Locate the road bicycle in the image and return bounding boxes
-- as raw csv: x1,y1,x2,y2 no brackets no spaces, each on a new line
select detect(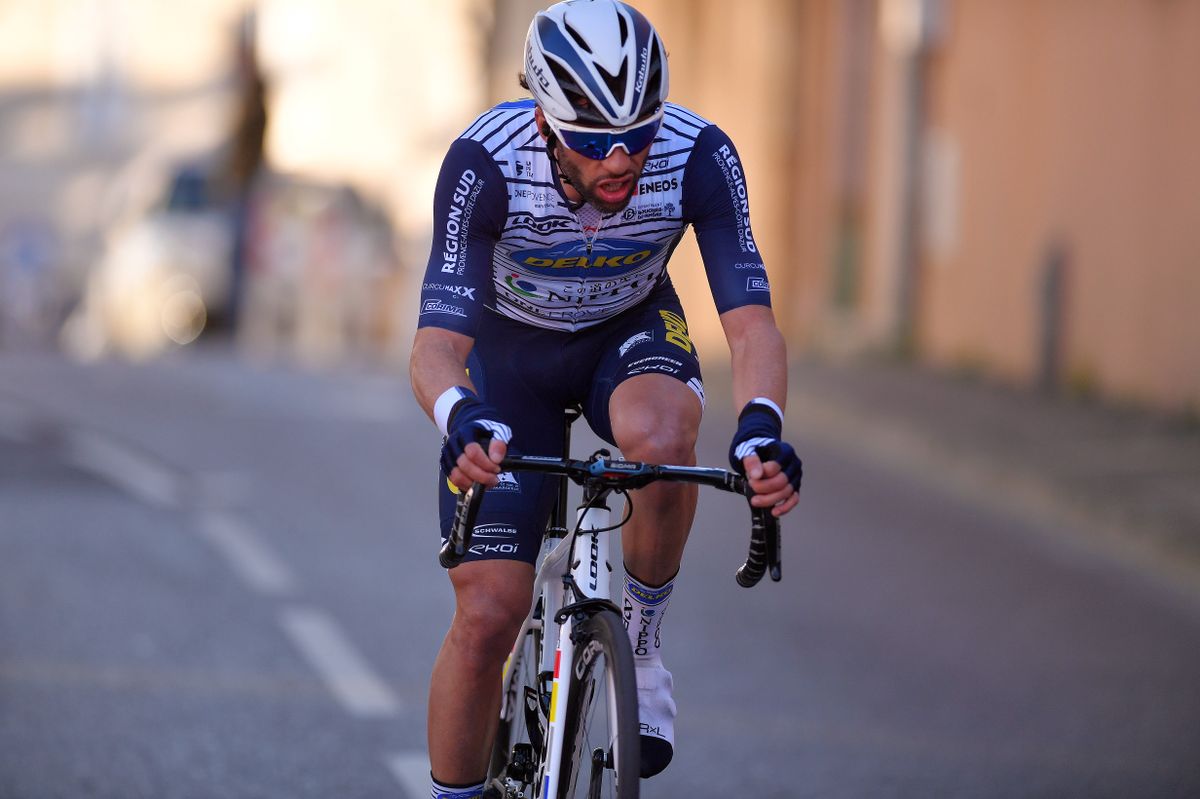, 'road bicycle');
440,409,782,799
